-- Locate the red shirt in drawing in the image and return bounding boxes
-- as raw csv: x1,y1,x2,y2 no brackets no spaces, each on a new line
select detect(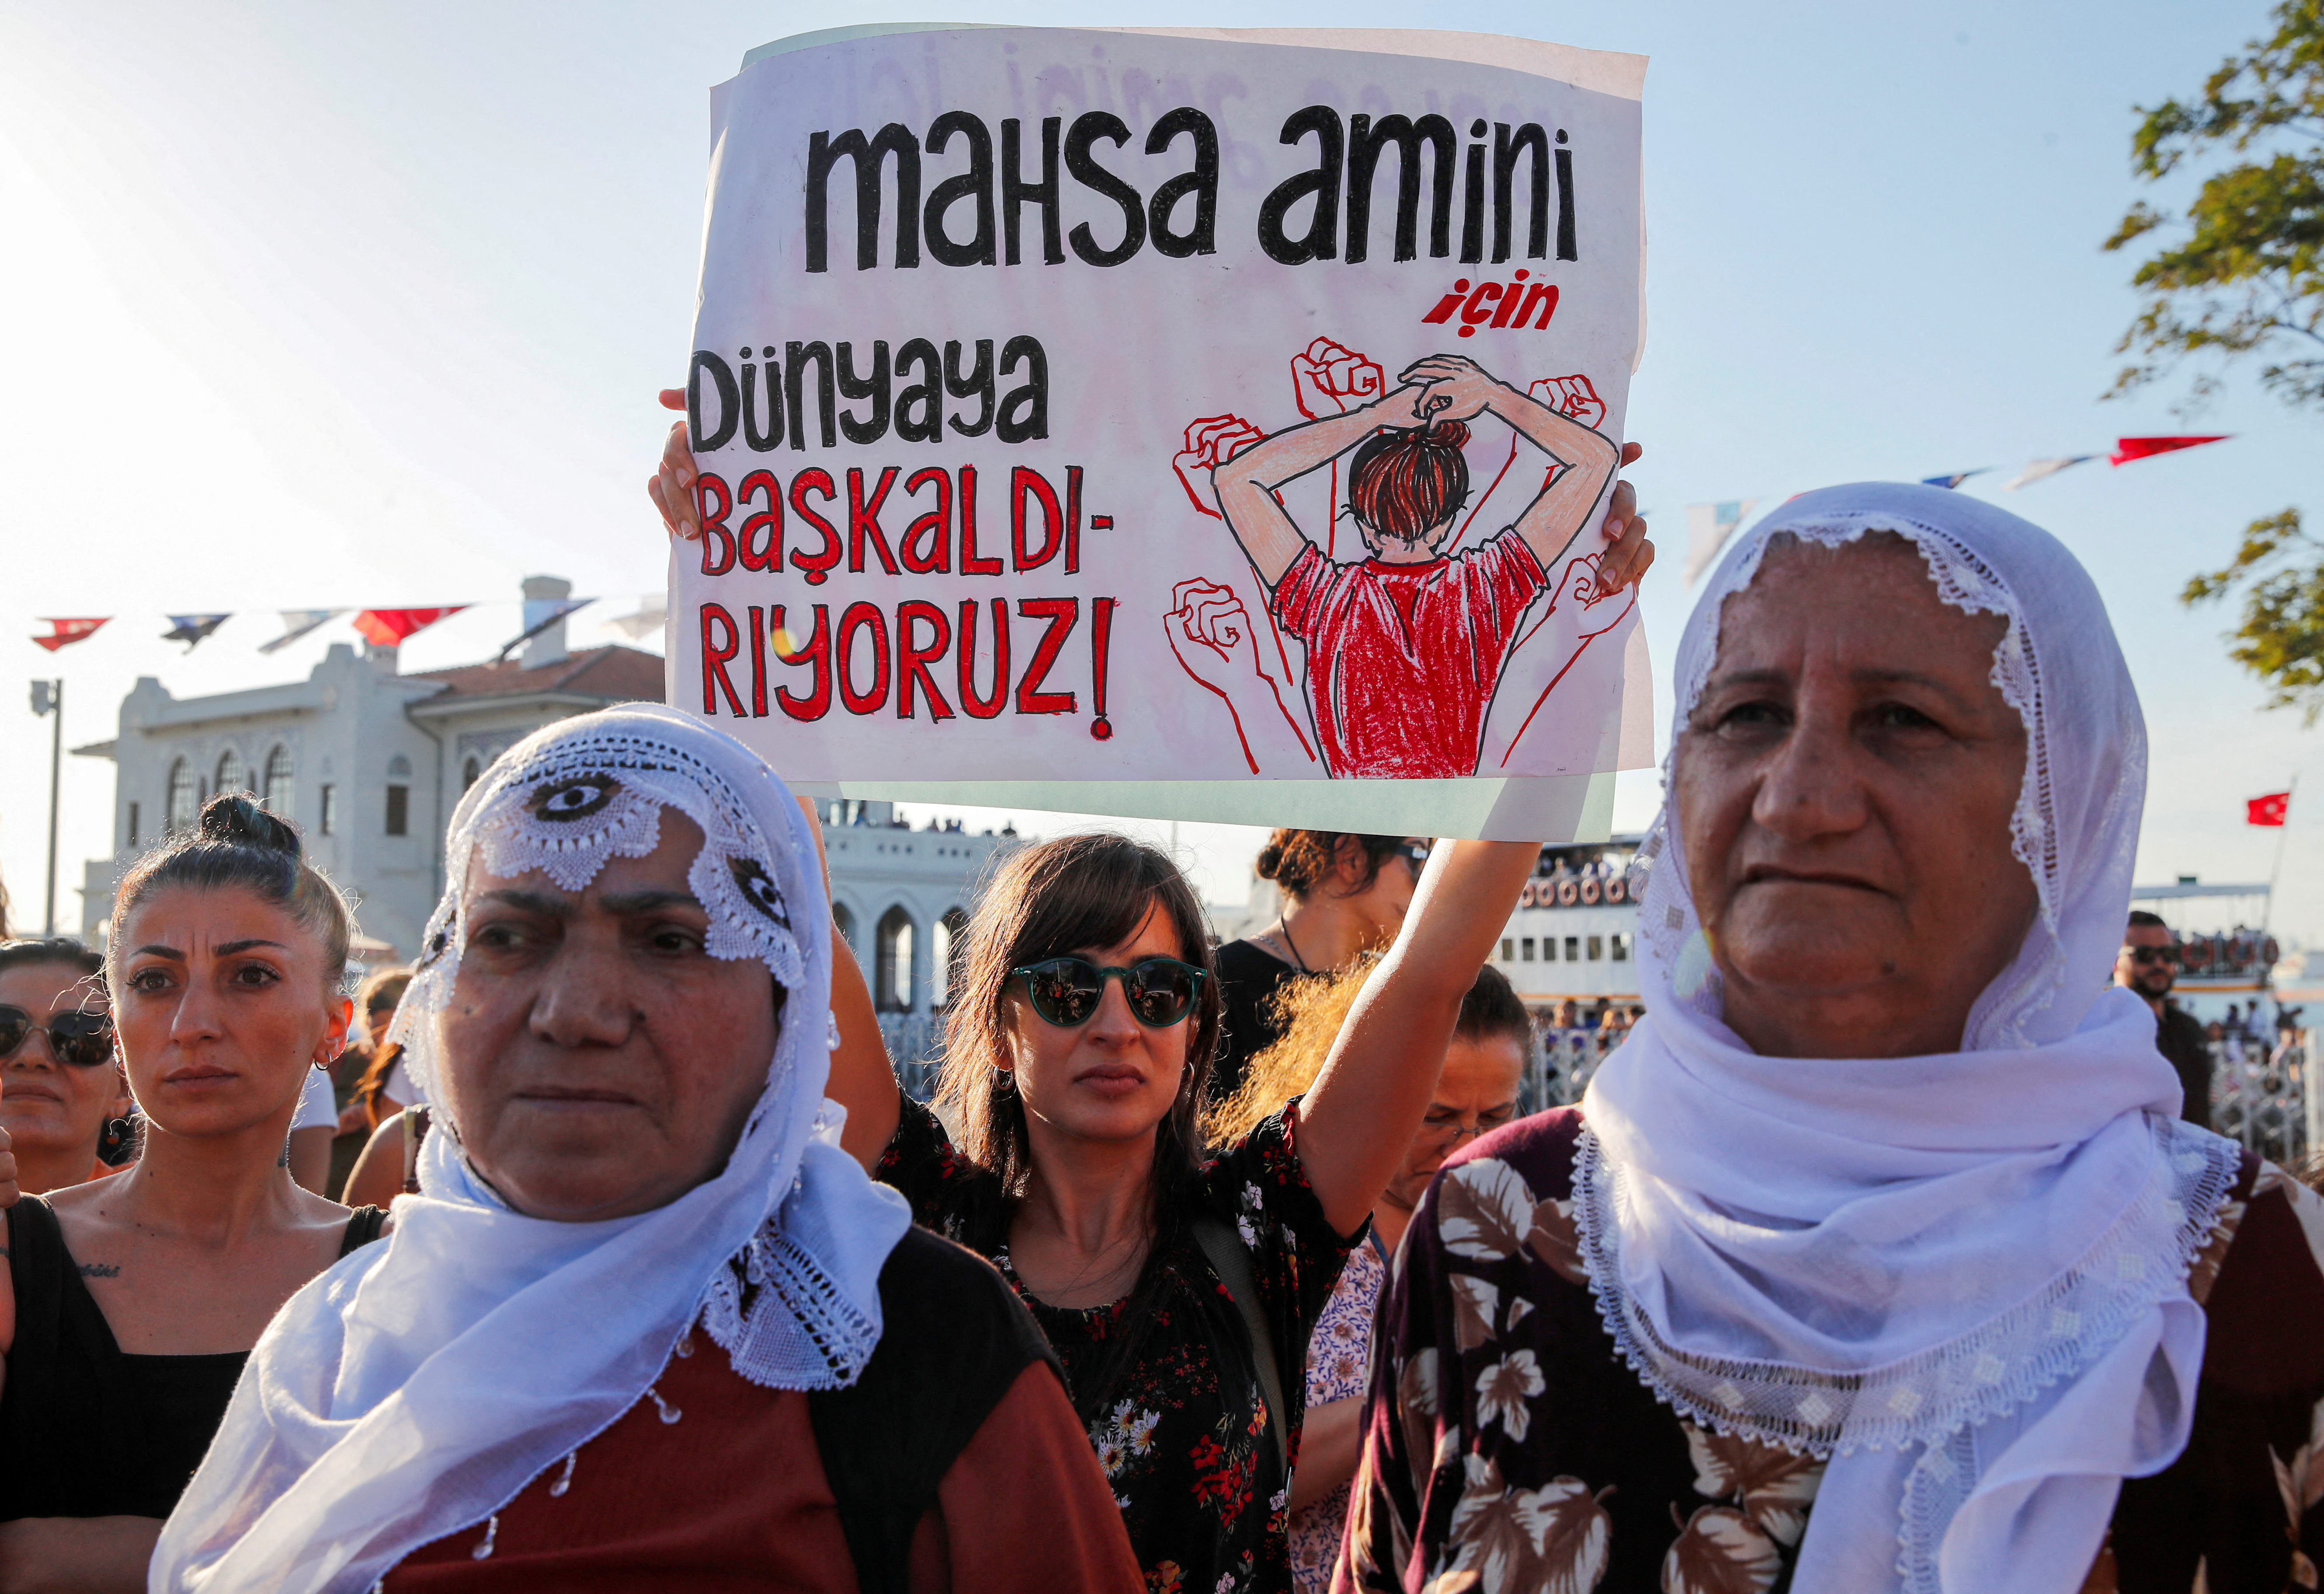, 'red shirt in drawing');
1270,529,1549,778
